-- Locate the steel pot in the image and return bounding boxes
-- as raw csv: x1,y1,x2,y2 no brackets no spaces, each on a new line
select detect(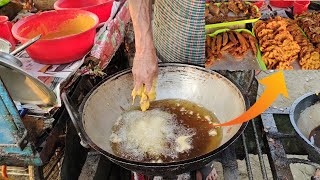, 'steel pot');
290,92,320,163
62,63,250,176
